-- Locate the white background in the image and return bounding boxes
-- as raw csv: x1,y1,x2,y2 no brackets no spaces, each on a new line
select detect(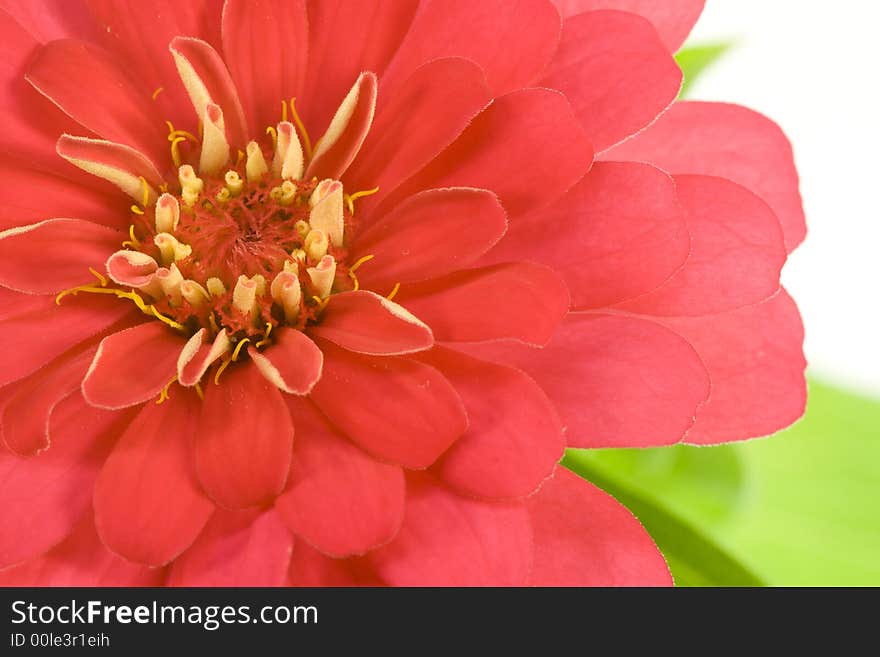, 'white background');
687,0,880,396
